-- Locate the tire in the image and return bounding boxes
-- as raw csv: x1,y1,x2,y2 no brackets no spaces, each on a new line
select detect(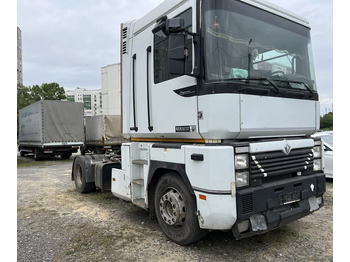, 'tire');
61,153,71,159
154,173,208,245
34,148,42,161
20,150,25,157
73,157,96,193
